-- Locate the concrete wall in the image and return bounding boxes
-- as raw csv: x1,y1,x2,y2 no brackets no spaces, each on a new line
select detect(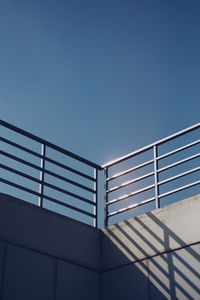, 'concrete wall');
0,193,100,300
101,194,200,299
0,192,199,299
